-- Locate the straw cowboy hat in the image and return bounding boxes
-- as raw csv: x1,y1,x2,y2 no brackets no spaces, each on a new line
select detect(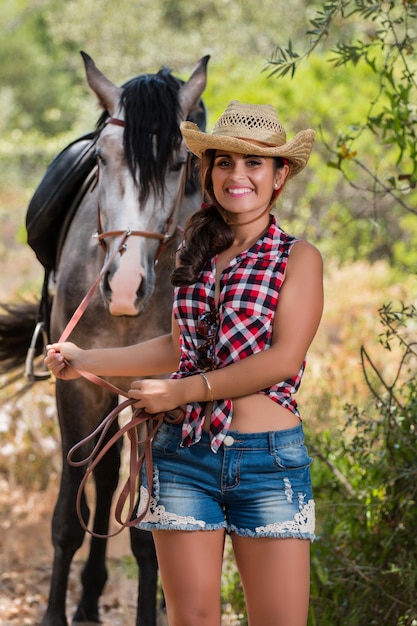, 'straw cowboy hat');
180,100,315,178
